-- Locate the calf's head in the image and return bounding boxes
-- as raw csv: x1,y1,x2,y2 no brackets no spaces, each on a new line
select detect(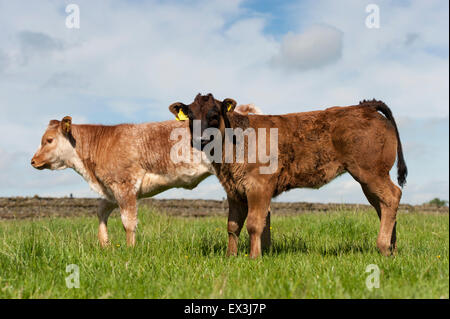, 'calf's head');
168,93,236,149
31,116,76,170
